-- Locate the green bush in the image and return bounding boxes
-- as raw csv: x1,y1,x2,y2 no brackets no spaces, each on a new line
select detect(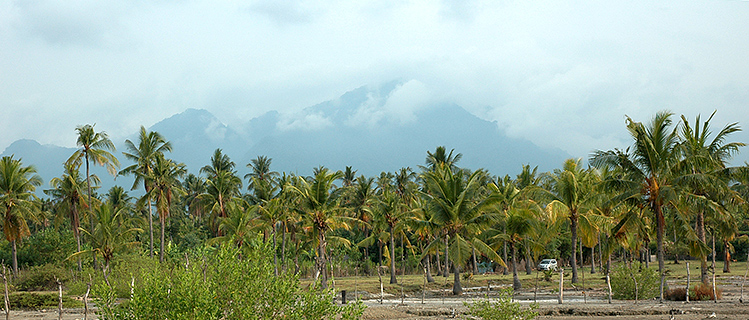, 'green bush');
465,288,538,320
95,241,365,320
13,264,73,291
8,292,82,310
610,262,660,300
